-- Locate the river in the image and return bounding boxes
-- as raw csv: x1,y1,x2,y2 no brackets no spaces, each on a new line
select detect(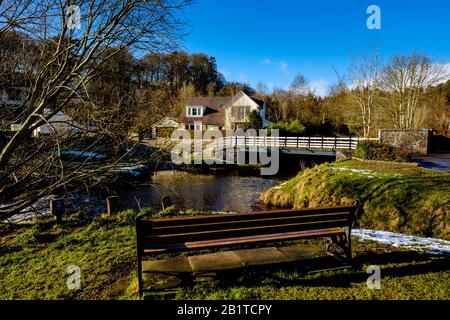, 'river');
118,170,284,213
